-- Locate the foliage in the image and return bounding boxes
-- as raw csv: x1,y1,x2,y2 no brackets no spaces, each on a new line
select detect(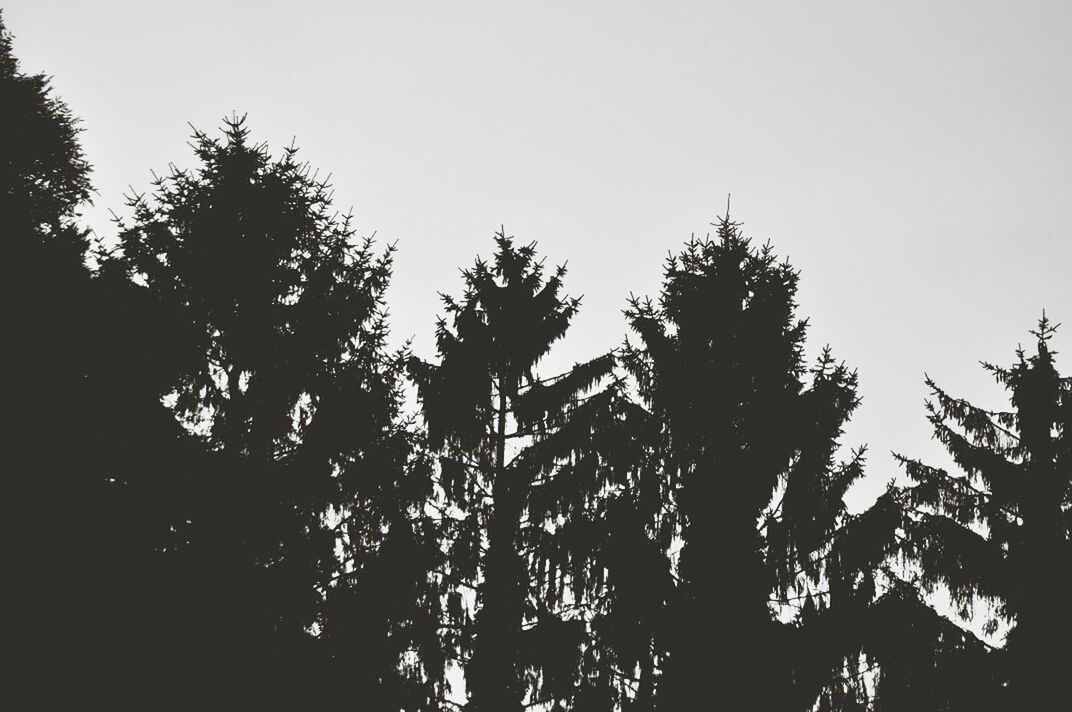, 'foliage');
6,10,1067,707
114,117,439,708
614,217,879,710
1,13,207,707
0,11,90,237
409,232,617,711
893,316,1072,708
